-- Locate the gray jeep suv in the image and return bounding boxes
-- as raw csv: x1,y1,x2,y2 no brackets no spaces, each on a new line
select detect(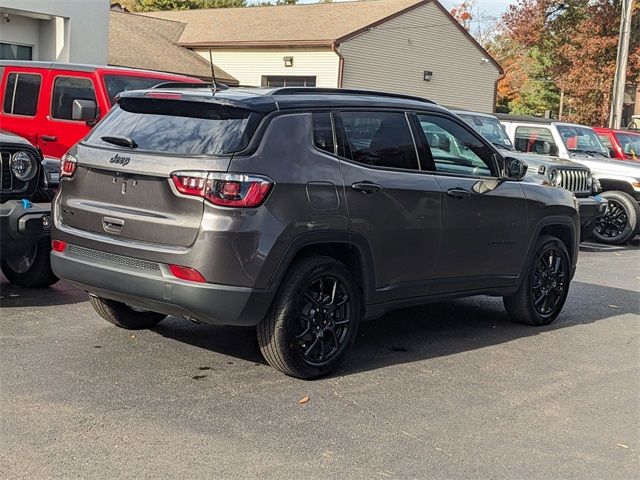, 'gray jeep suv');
51,87,579,378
